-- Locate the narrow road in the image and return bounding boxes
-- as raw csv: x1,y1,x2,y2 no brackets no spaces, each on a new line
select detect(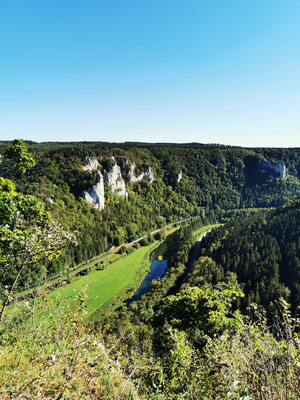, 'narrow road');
124,219,187,248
